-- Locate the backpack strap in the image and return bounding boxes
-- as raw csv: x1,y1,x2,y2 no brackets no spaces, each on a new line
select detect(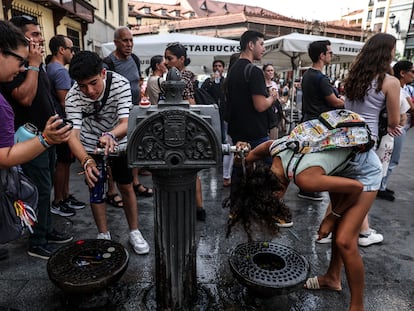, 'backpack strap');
103,54,140,74
82,72,113,119
131,54,141,74
244,63,256,83
286,153,304,182
102,56,115,71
